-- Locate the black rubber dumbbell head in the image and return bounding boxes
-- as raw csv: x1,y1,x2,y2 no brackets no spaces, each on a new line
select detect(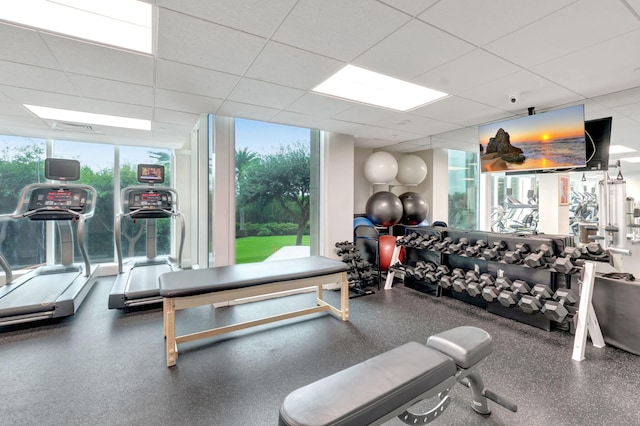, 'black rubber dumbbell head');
541,288,578,322
518,283,552,314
